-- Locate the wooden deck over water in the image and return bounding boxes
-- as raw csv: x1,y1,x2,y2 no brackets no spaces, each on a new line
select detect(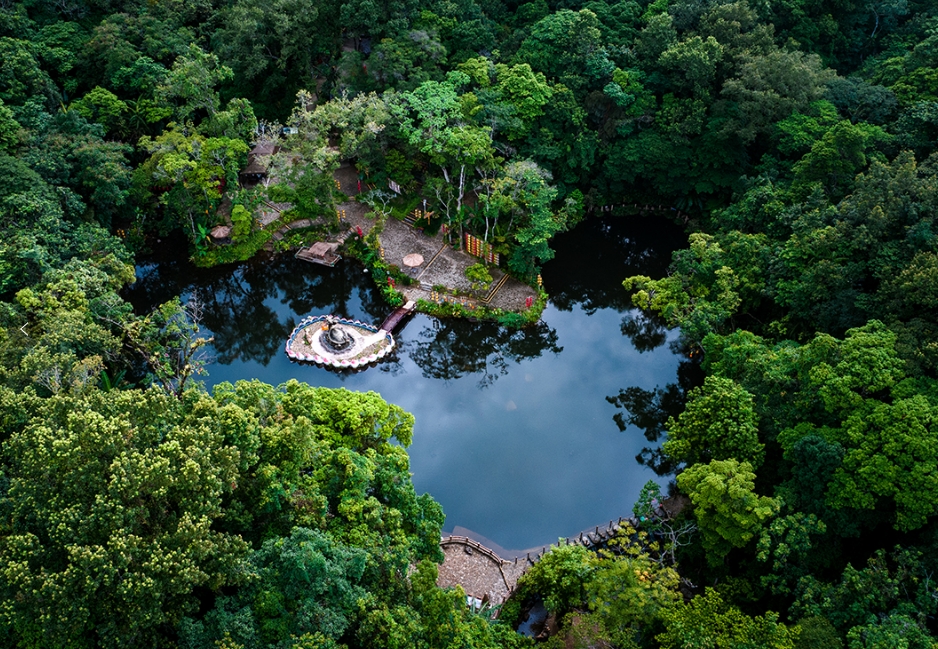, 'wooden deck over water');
296,242,341,267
